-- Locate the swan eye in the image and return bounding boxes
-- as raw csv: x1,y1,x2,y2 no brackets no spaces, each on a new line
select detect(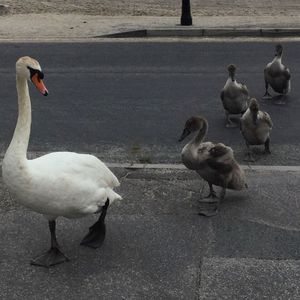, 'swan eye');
27,66,44,80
